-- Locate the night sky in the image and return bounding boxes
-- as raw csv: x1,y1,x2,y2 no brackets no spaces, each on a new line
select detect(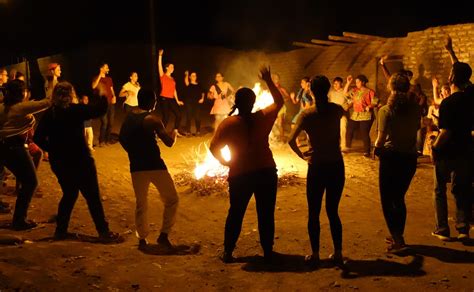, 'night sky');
1,0,474,60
